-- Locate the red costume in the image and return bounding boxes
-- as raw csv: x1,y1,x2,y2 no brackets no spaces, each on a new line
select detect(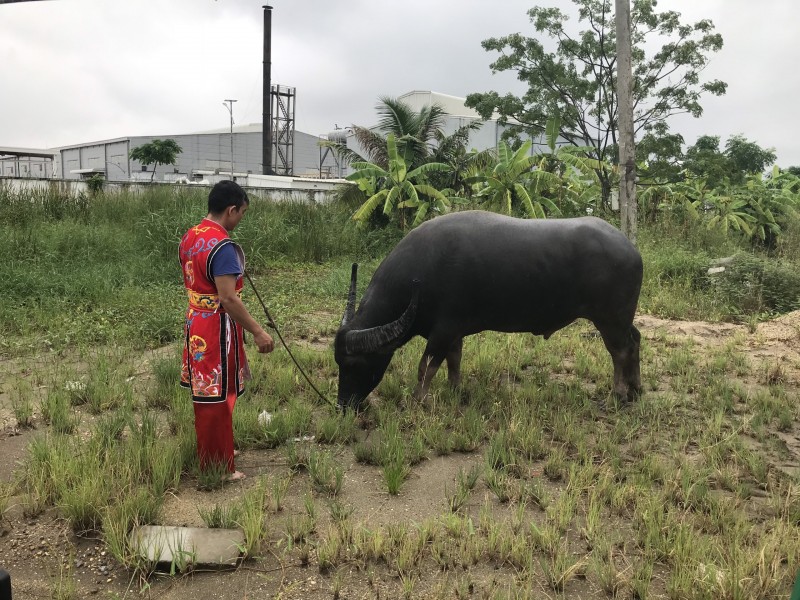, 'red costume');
179,218,251,472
